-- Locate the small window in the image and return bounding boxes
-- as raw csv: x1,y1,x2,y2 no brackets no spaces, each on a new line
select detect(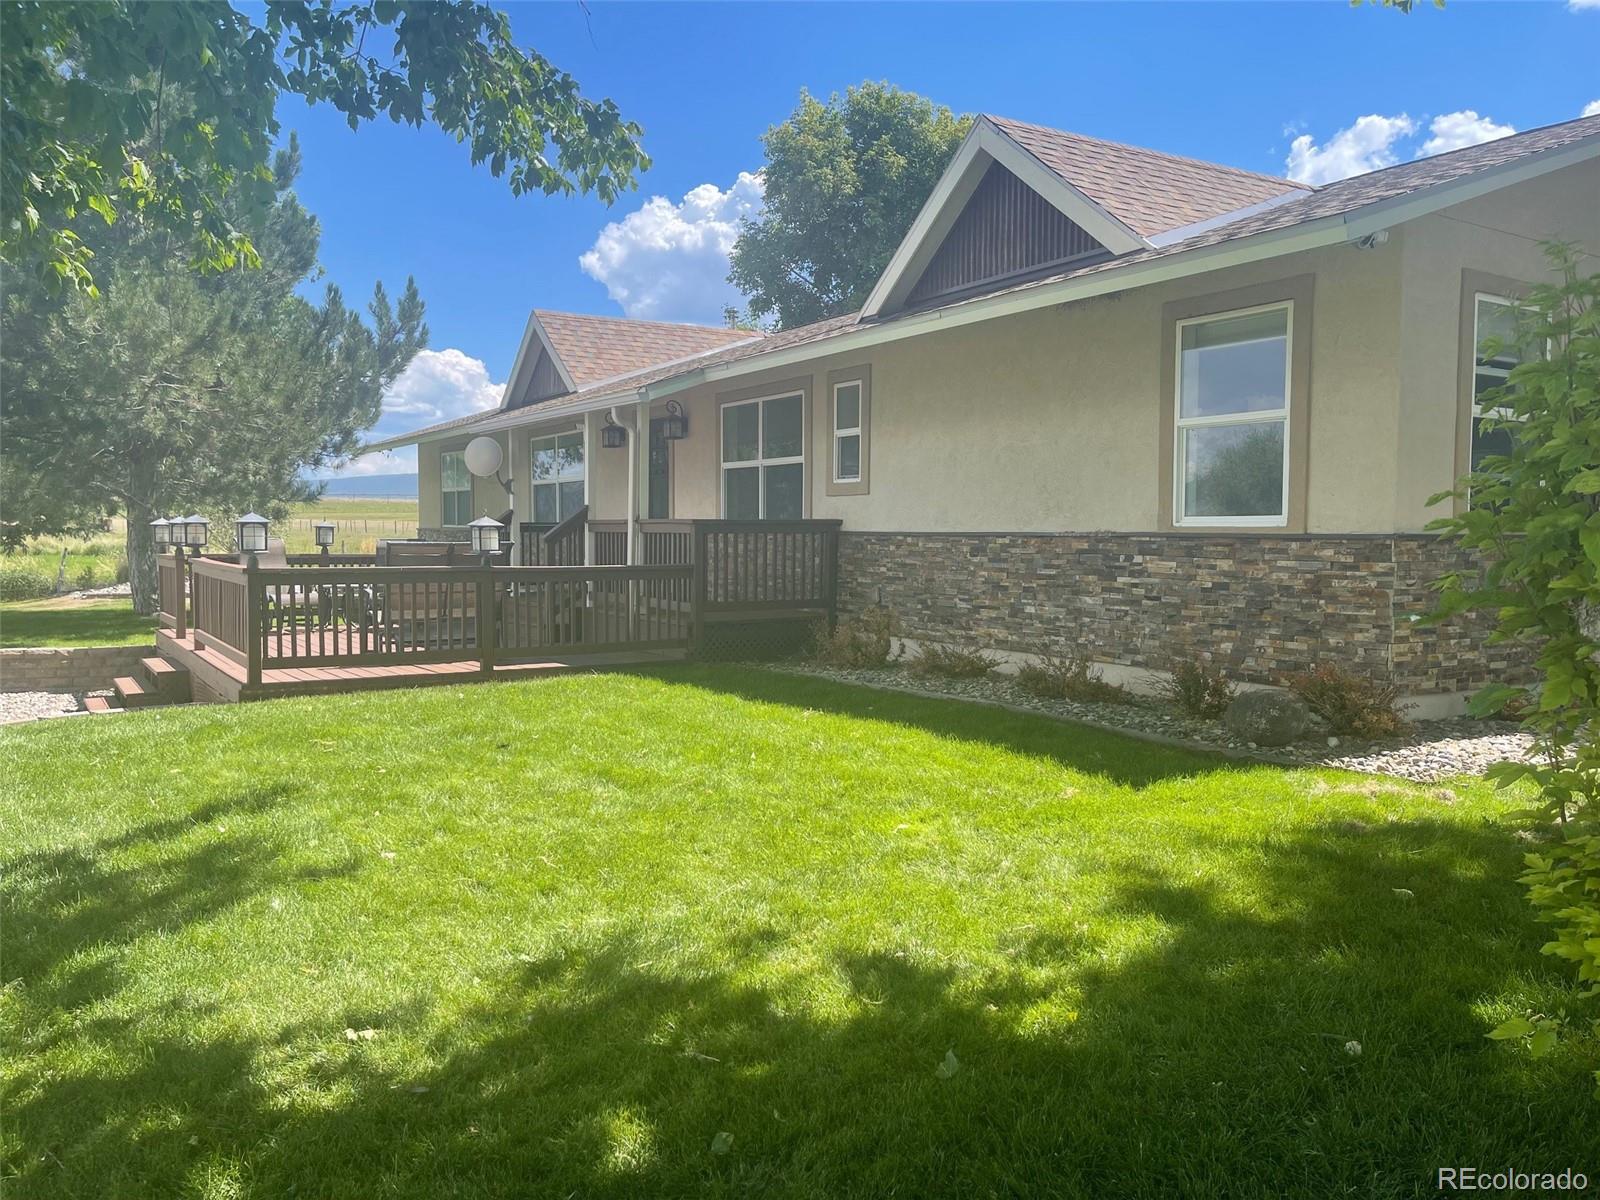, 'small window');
1173,304,1291,526
441,451,472,527
1470,294,1526,473
722,393,804,519
832,381,862,483
530,431,585,524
